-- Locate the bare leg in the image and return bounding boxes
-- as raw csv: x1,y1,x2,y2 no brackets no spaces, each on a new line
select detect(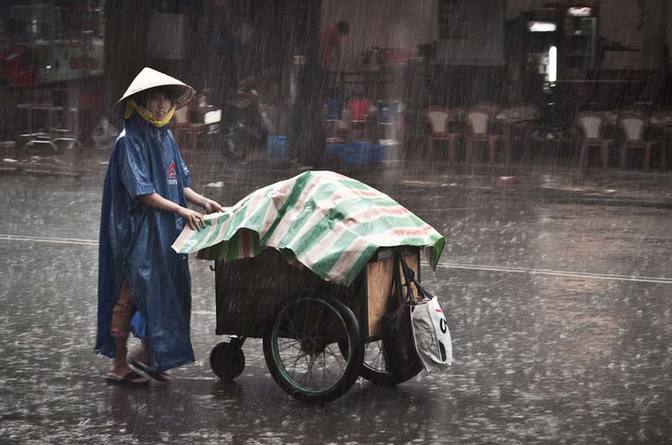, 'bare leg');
108,281,143,380
110,335,132,376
